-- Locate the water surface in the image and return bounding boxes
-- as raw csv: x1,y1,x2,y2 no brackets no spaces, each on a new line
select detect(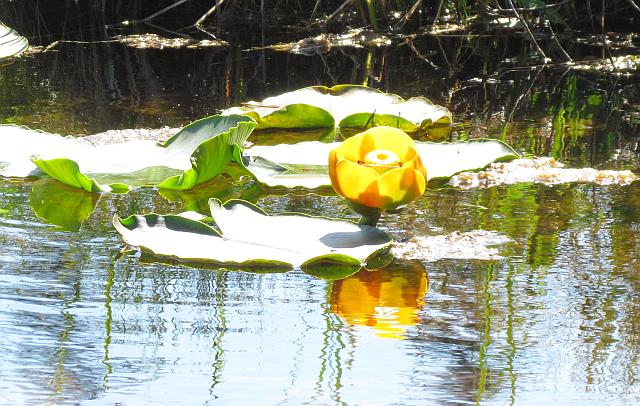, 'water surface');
1,33,640,405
